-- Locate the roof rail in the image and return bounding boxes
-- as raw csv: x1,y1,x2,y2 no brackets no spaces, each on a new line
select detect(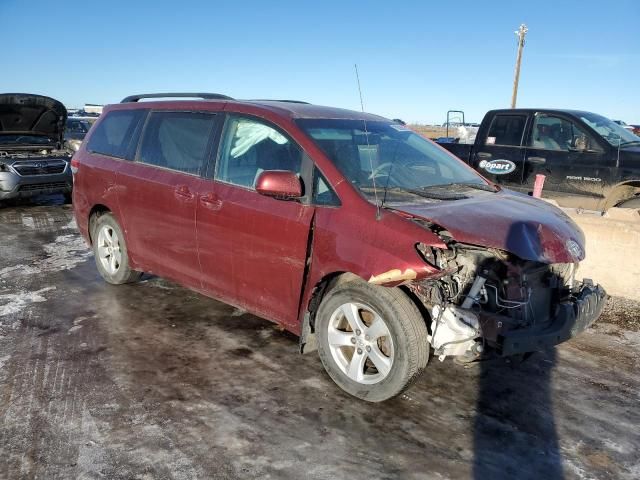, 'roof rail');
121,93,234,103
249,99,310,104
